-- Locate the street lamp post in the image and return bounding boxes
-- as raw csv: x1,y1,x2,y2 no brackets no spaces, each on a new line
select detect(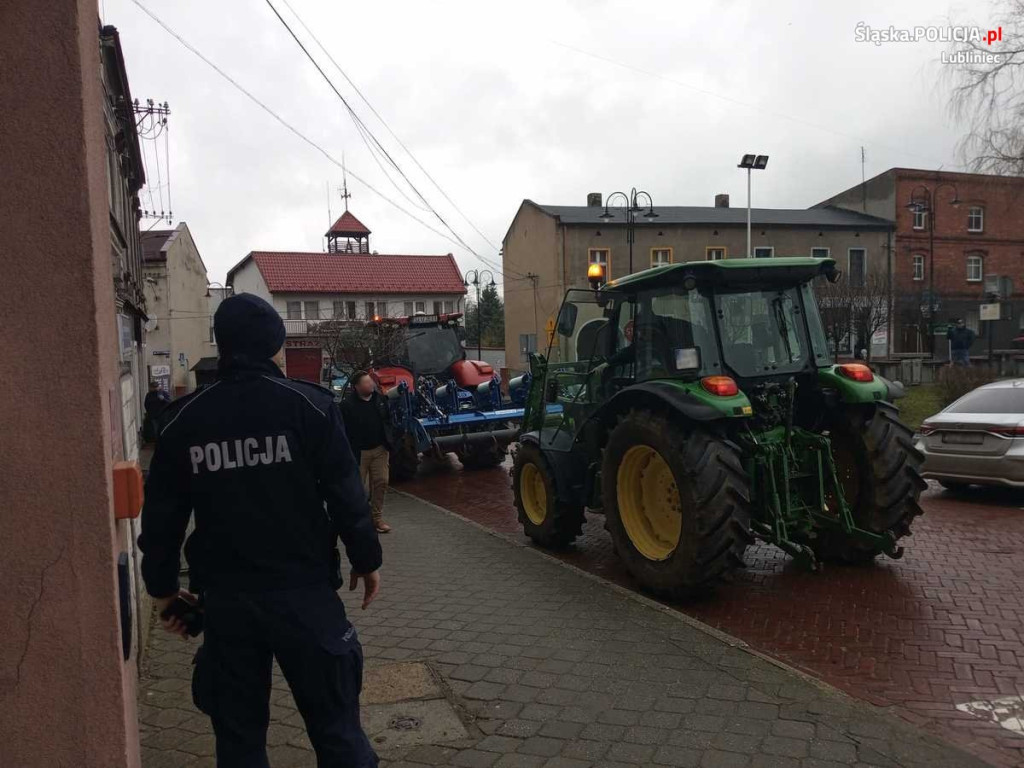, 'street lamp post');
463,268,495,361
906,182,959,357
737,154,769,259
600,188,657,274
